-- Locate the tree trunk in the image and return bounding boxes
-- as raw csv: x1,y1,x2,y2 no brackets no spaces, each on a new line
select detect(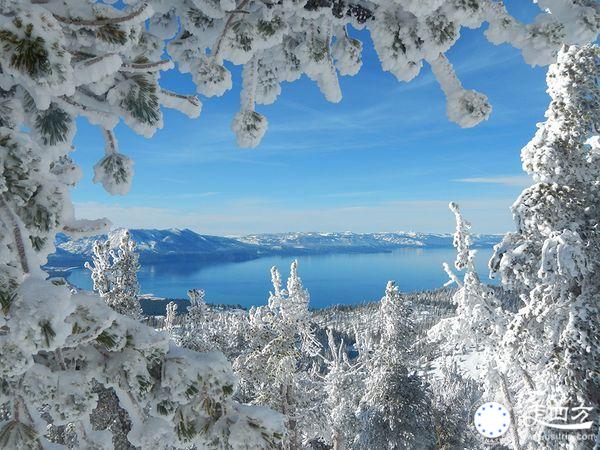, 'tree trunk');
283,383,300,450
332,430,343,450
